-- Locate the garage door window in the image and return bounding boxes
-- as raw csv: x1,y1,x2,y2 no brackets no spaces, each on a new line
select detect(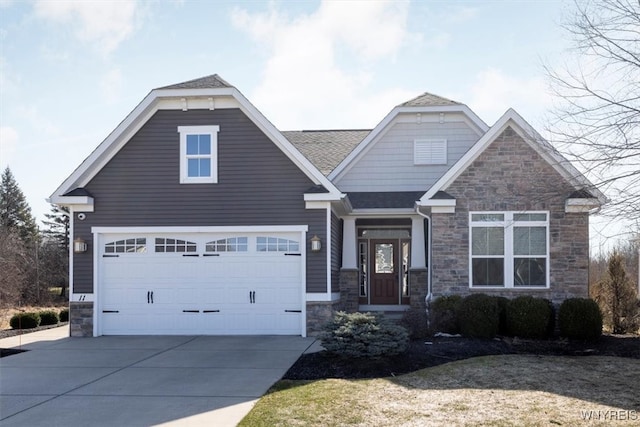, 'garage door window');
155,238,197,253
206,237,248,252
105,238,146,253
257,237,299,252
